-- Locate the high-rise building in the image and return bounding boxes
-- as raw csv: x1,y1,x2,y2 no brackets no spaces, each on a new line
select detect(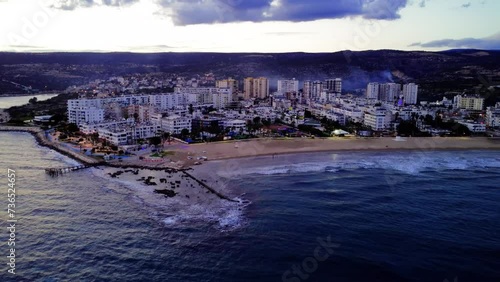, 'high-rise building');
311,81,323,100
243,77,269,100
325,78,342,93
277,78,299,94
379,83,401,102
366,83,379,99
303,80,312,100
216,78,239,93
402,83,418,105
